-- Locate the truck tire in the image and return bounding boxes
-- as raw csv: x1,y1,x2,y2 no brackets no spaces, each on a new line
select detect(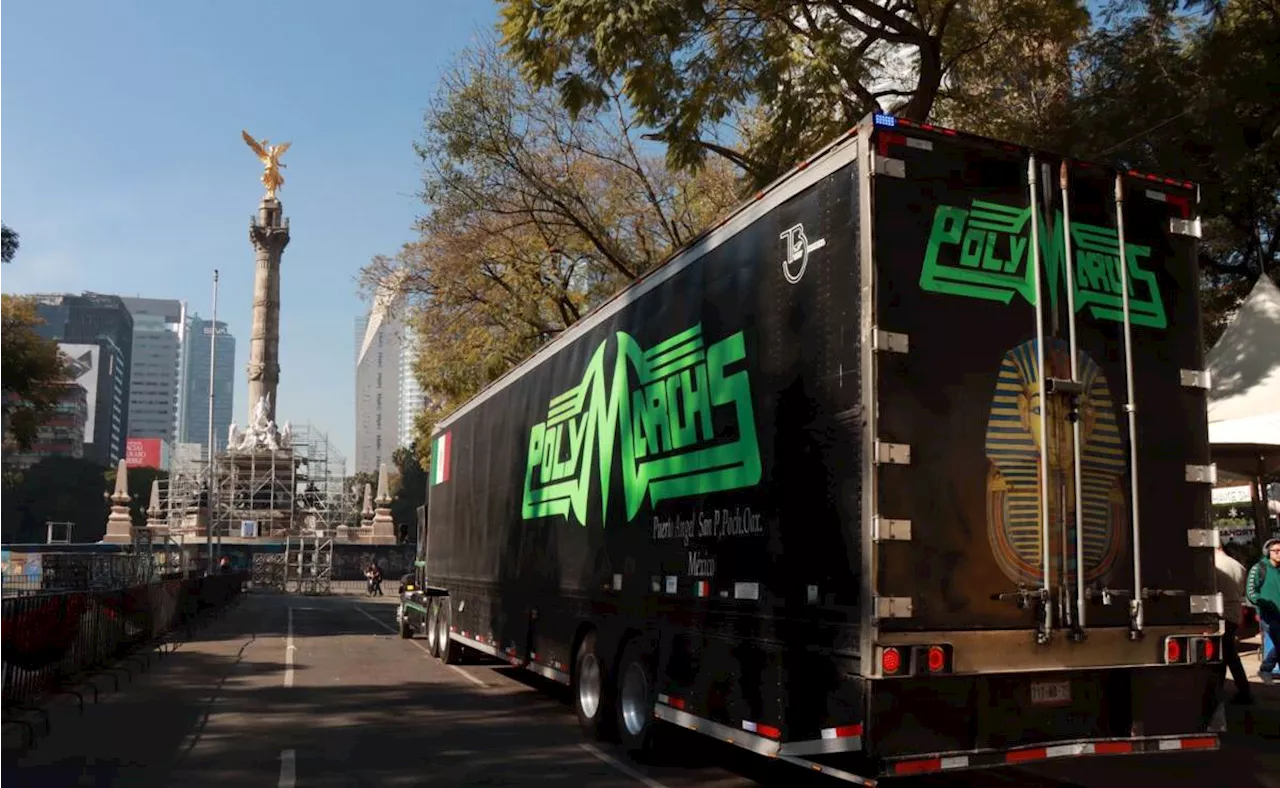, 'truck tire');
399,610,413,639
615,638,658,755
438,602,463,664
573,631,617,741
427,601,441,657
